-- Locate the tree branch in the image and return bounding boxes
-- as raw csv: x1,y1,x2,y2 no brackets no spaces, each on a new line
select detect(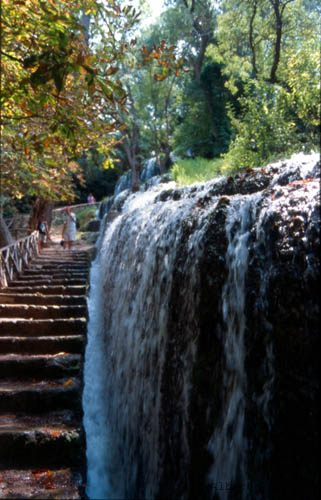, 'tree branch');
249,0,258,77
269,0,296,83
0,50,24,64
